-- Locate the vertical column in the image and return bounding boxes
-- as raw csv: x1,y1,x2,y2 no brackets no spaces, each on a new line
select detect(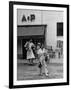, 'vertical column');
44,25,47,48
